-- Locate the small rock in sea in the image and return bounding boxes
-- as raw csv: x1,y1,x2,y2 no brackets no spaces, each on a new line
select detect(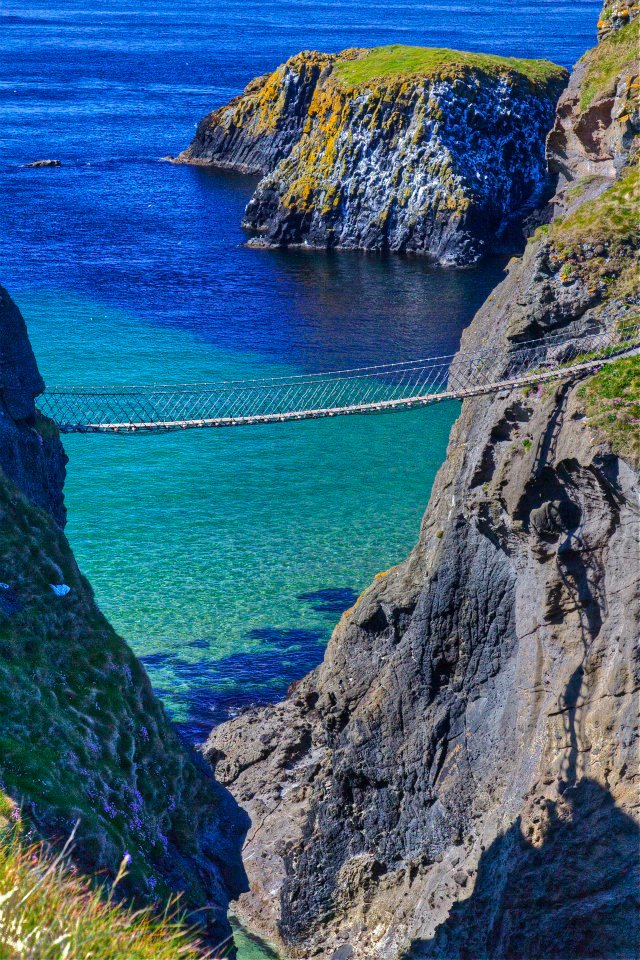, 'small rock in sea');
0,583,10,590
50,583,71,596
24,159,61,168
